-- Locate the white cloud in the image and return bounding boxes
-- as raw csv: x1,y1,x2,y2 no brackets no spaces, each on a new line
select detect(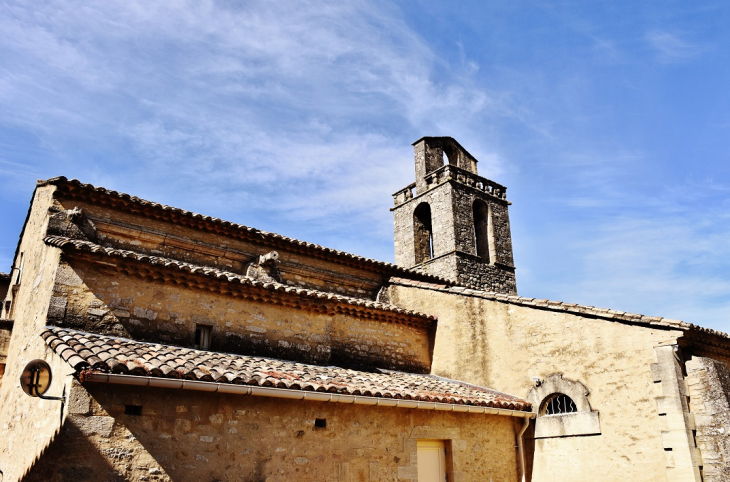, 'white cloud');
532,184,730,332
645,30,702,64
0,0,507,261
